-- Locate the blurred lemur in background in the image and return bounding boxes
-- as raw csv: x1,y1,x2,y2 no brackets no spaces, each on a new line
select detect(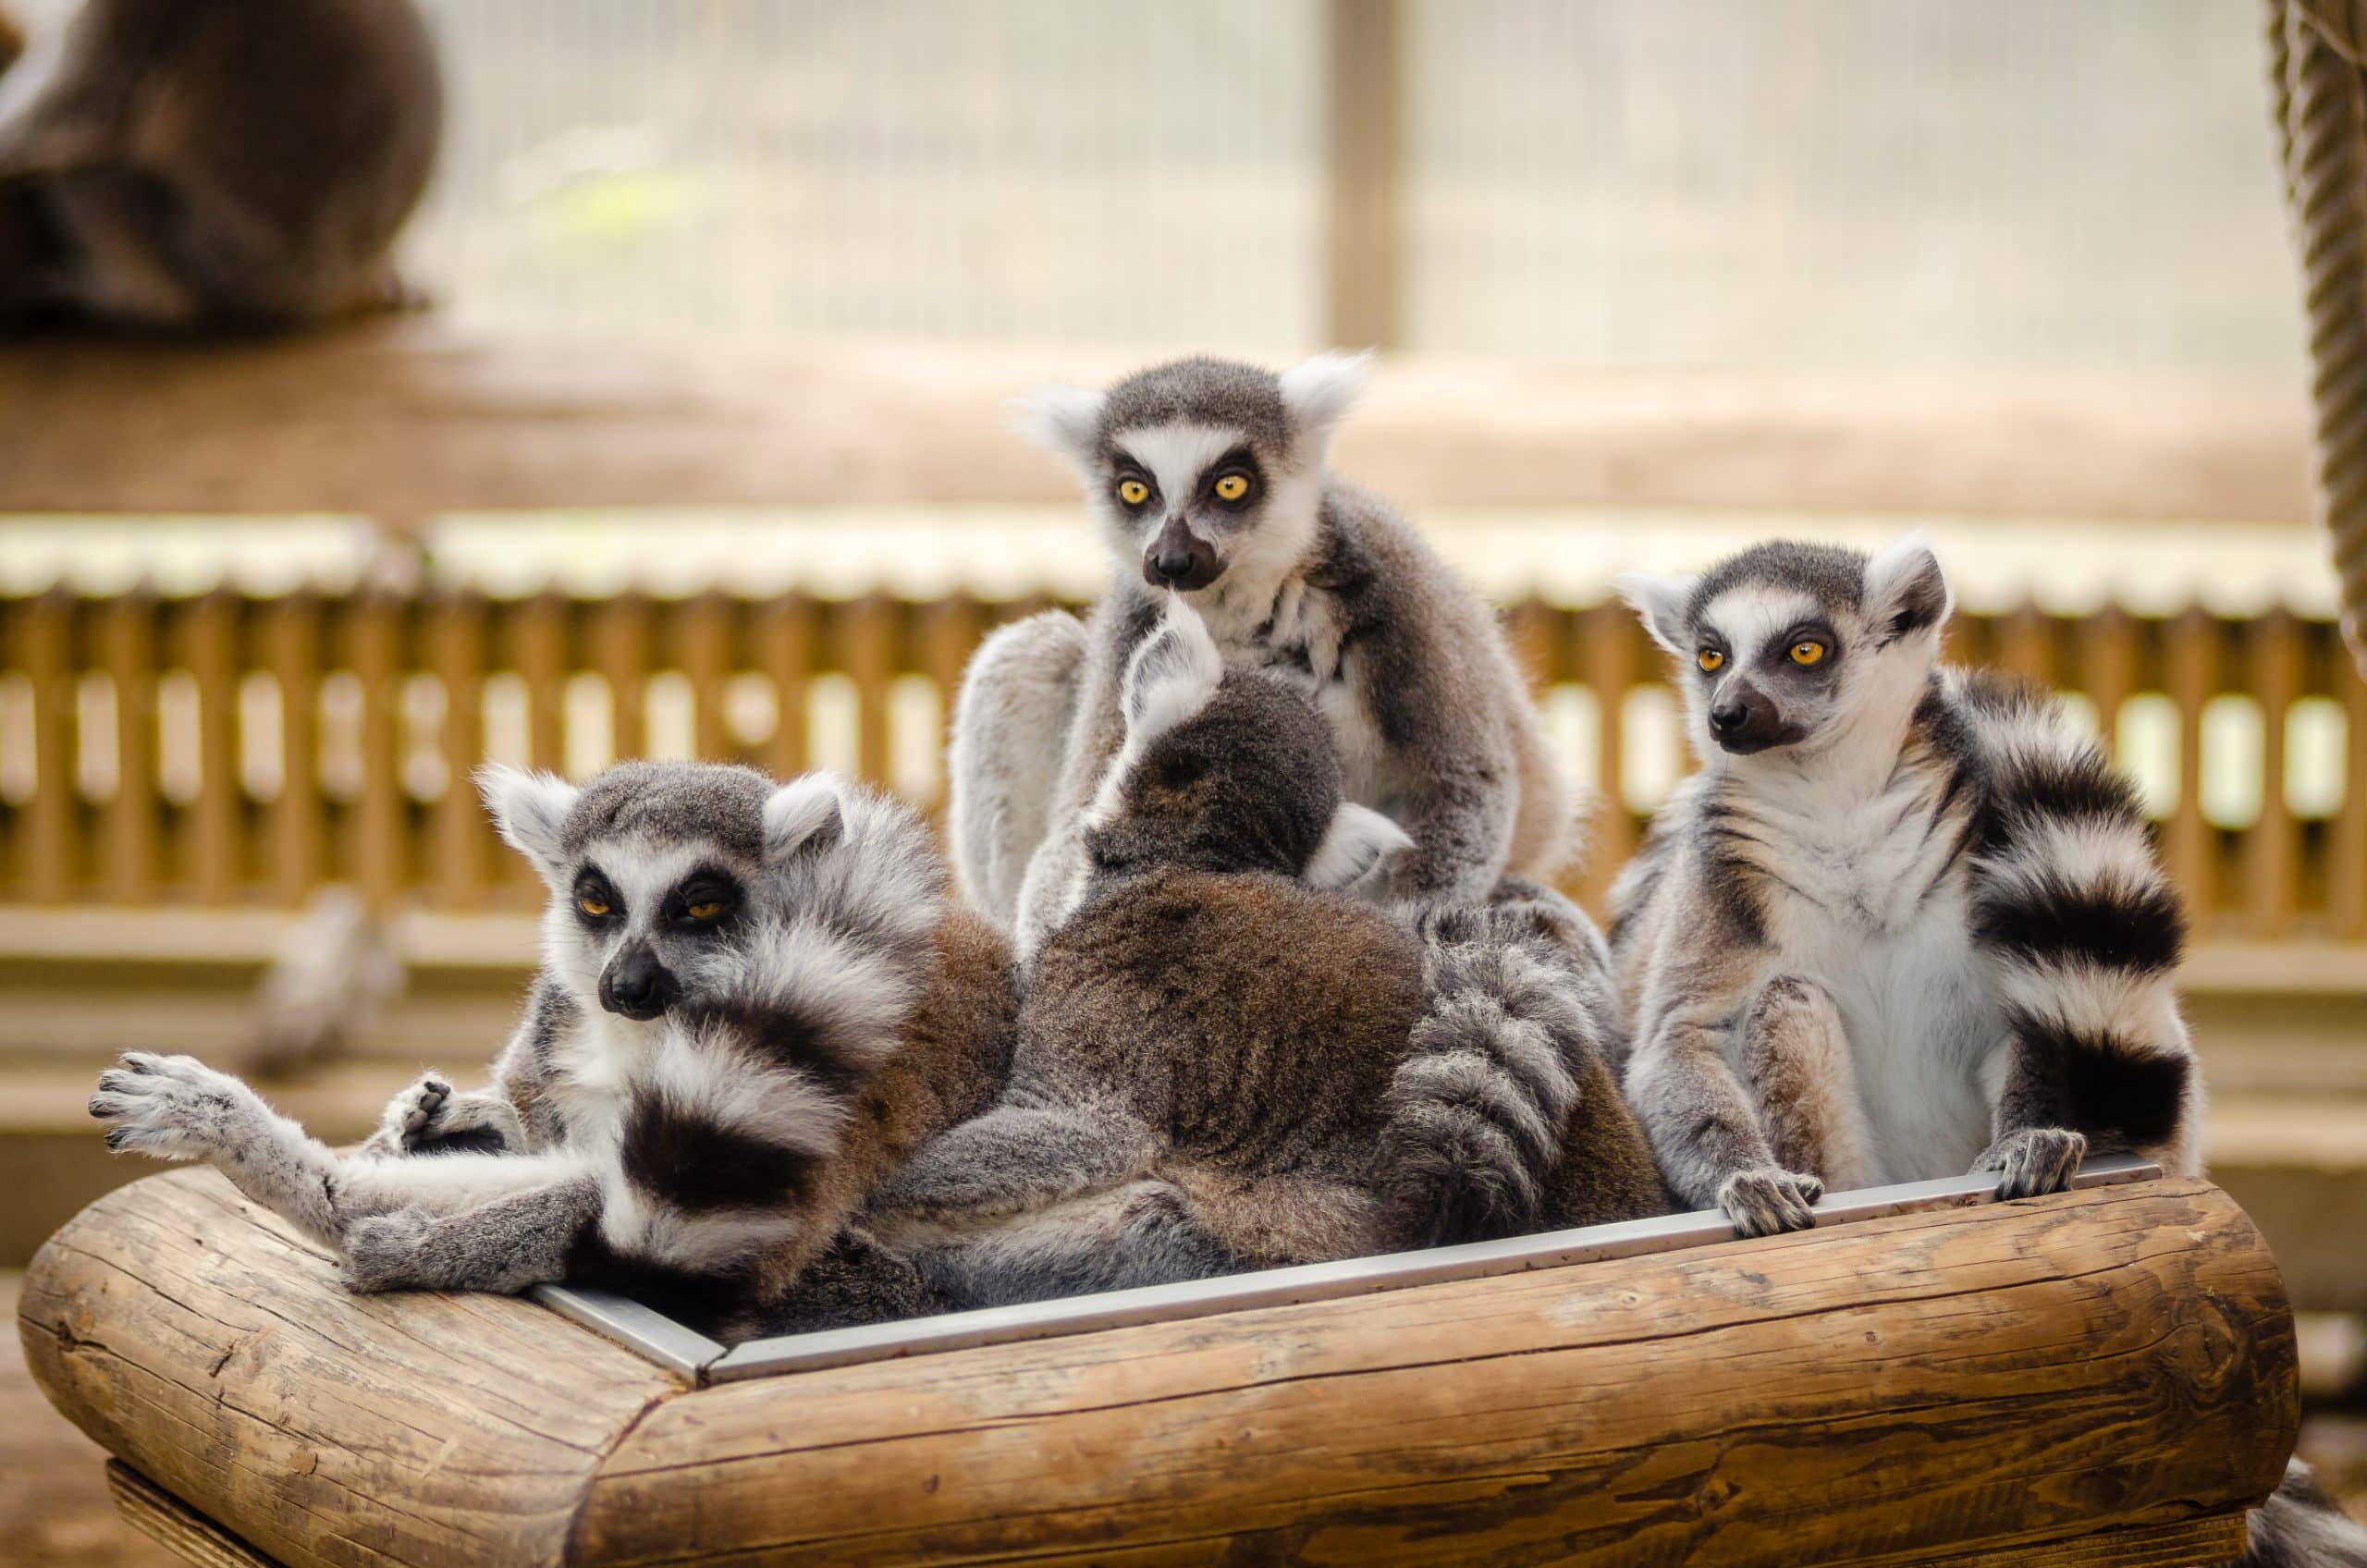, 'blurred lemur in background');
952,353,1575,954
876,599,1666,1309
92,762,1017,1341
0,0,441,329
